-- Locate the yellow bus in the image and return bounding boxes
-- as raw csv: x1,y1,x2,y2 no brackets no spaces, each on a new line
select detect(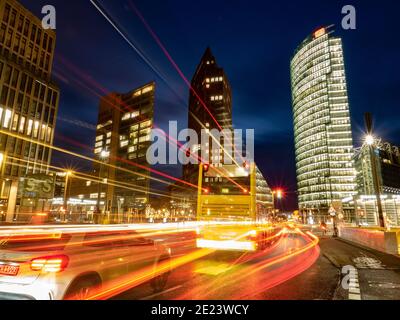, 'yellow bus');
196,162,282,251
